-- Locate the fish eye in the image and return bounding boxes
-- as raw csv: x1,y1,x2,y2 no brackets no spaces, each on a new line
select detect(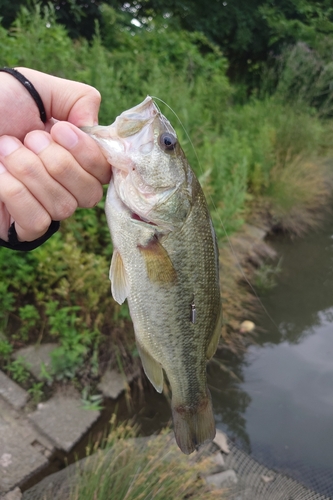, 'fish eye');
159,133,177,151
